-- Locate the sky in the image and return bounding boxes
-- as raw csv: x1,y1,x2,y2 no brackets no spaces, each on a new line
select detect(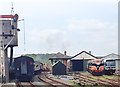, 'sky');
0,0,119,57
